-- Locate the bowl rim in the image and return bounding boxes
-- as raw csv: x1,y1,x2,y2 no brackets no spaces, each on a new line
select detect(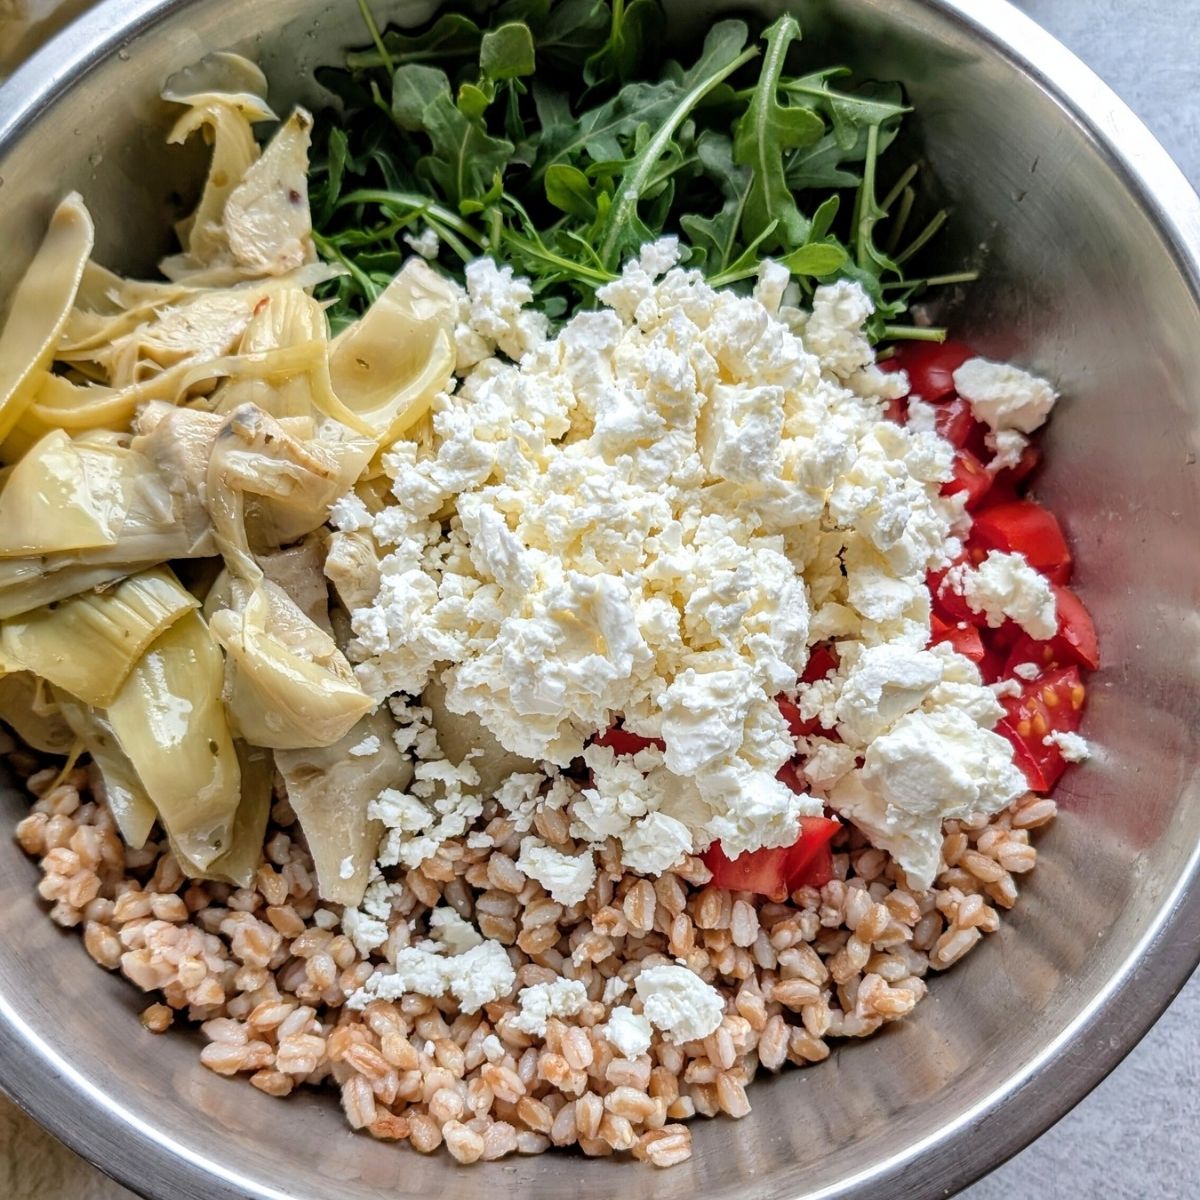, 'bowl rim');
0,1,1199,1198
